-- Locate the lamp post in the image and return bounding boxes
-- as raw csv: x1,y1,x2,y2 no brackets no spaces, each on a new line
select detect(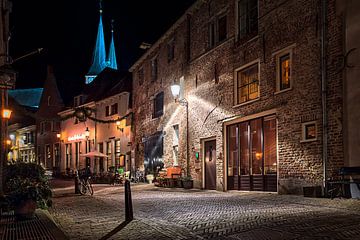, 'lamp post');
170,84,190,177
